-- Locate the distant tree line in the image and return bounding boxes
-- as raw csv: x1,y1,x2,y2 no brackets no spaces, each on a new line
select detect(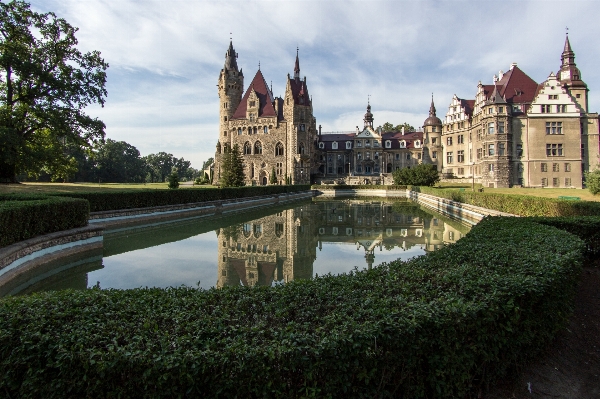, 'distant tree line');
21,138,202,183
